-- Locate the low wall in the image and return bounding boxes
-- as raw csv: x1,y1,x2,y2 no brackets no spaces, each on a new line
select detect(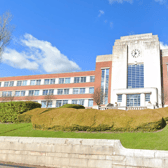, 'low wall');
0,136,168,168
